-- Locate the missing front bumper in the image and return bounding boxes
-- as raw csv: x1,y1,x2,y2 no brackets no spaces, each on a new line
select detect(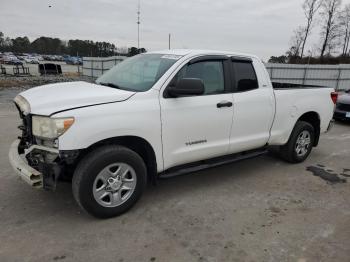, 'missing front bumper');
9,139,79,190
9,139,44,188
